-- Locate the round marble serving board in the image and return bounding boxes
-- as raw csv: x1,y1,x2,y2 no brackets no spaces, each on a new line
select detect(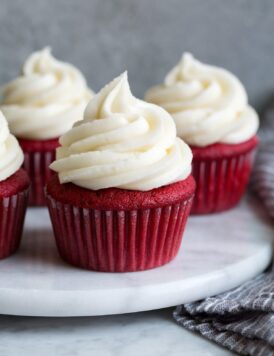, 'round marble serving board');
0,196,272,317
